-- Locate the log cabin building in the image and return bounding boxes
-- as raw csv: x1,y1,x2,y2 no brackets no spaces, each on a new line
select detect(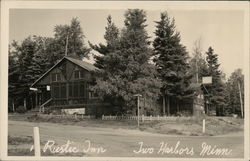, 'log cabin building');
30,56,111,116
